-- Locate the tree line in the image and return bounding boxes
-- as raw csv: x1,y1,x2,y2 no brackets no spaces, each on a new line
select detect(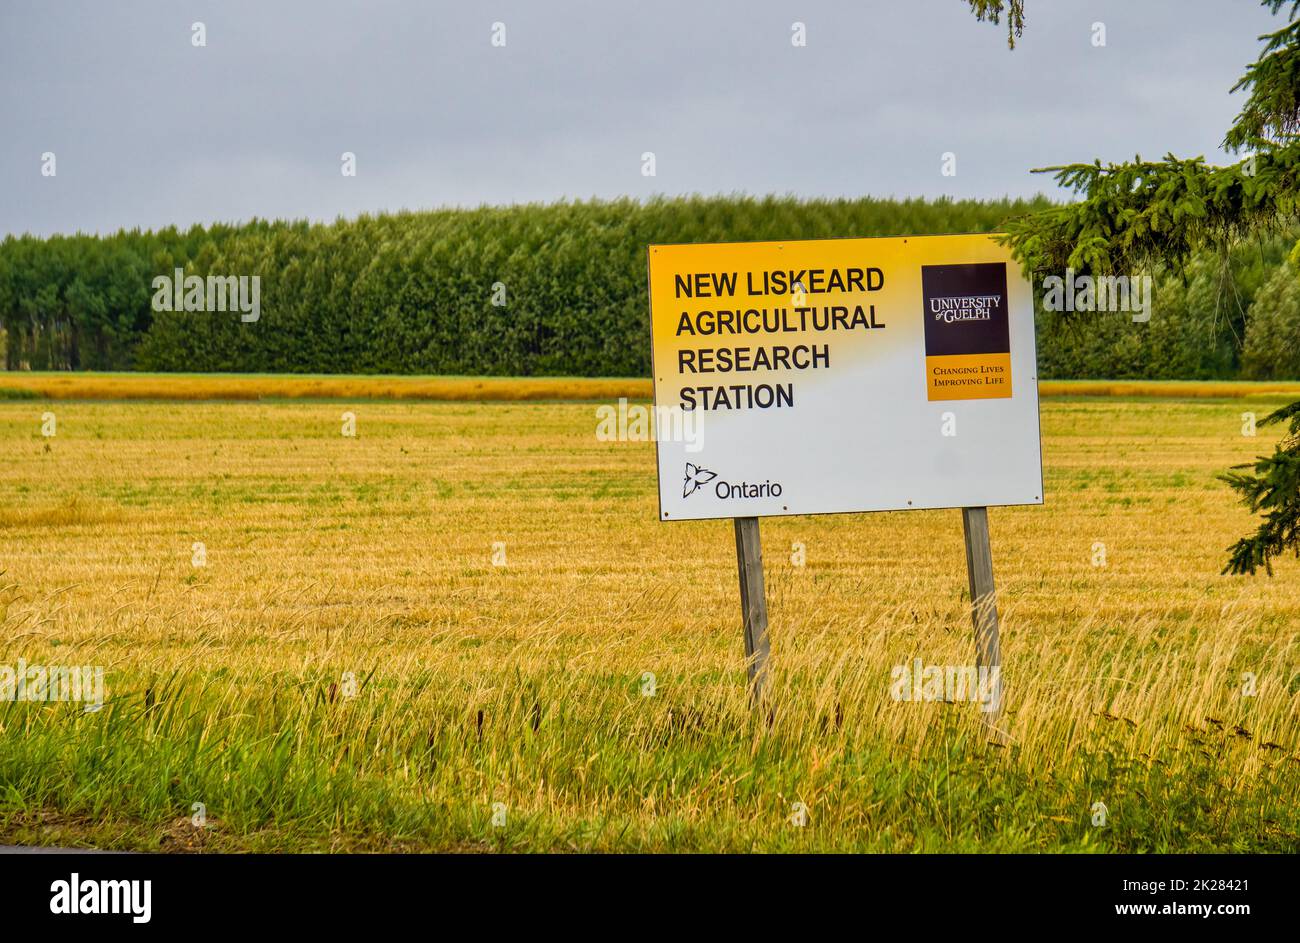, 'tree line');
1,195,1296,378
